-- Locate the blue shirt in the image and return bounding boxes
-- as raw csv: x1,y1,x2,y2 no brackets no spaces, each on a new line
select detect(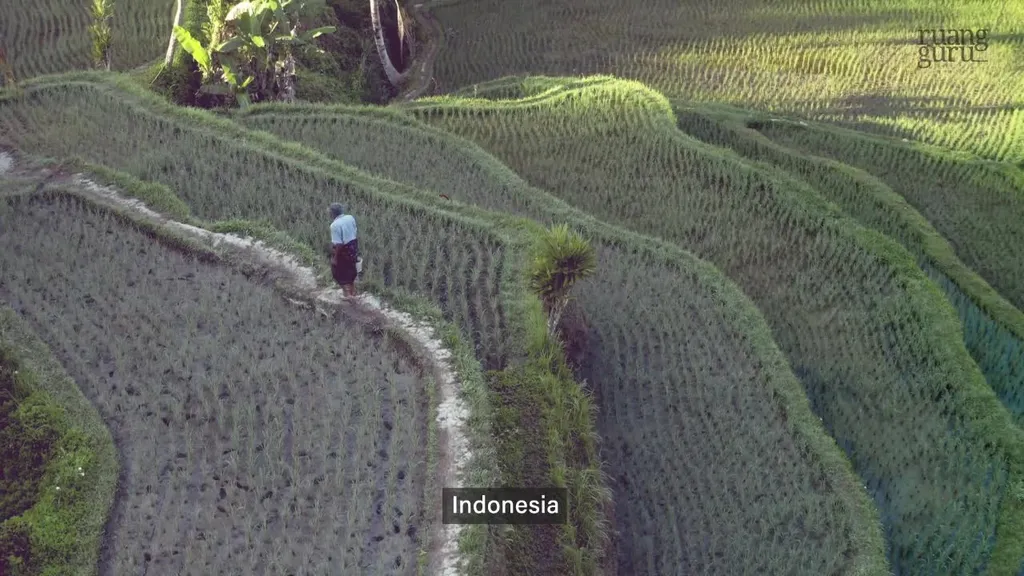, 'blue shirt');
330,214,357,245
